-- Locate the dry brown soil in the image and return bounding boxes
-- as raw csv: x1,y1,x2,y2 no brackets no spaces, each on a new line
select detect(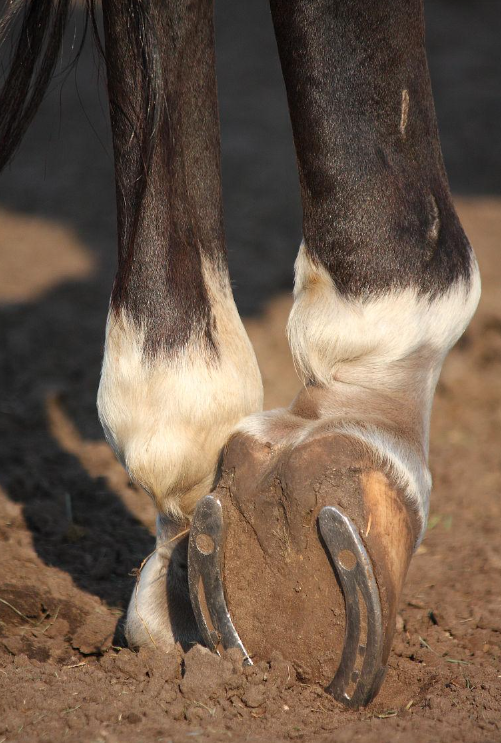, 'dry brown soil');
0,198,500,742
